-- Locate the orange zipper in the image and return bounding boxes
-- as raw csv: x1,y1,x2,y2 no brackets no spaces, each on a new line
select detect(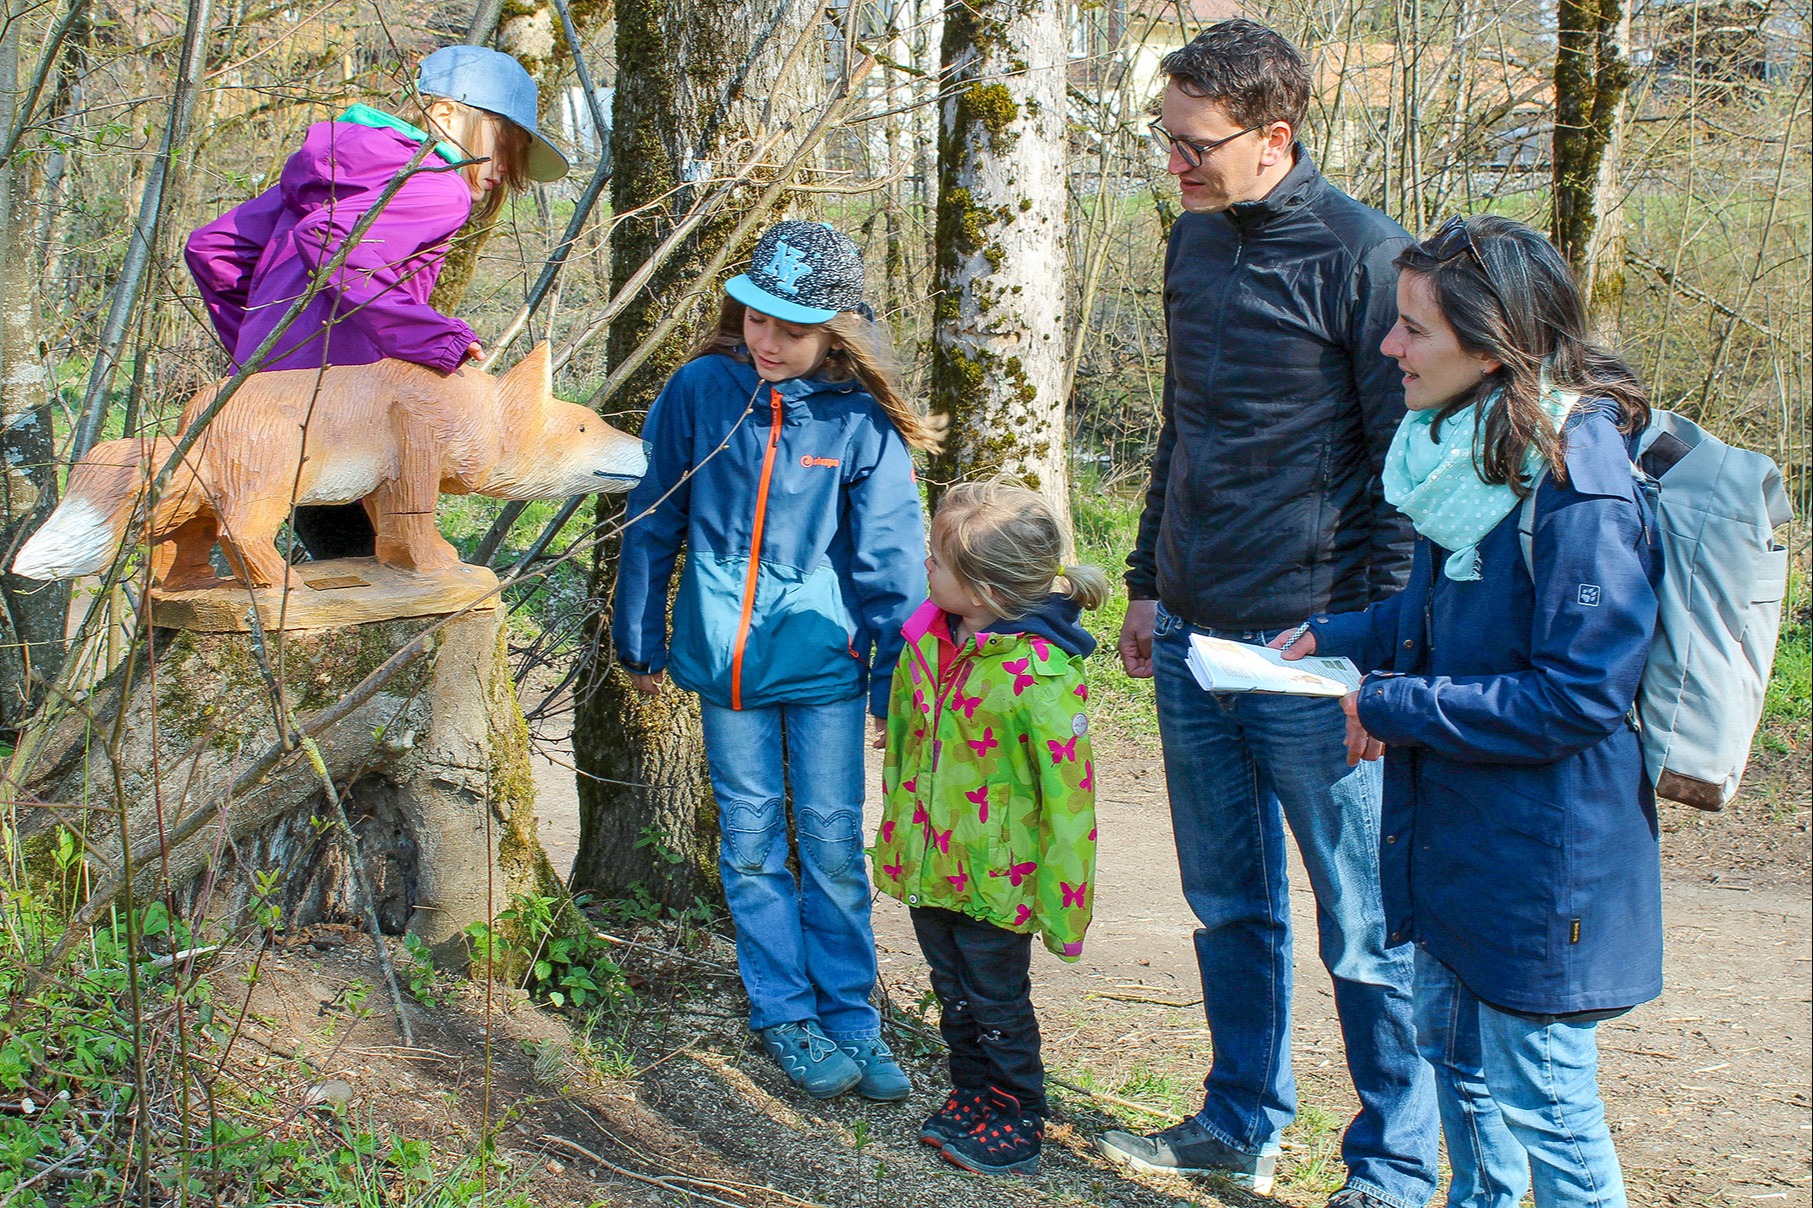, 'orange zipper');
730,388,784,709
